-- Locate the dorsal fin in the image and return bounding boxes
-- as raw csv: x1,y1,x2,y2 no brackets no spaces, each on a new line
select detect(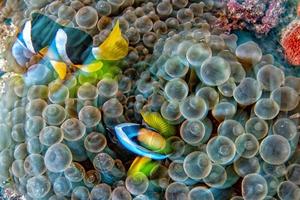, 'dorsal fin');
95,20,129,60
